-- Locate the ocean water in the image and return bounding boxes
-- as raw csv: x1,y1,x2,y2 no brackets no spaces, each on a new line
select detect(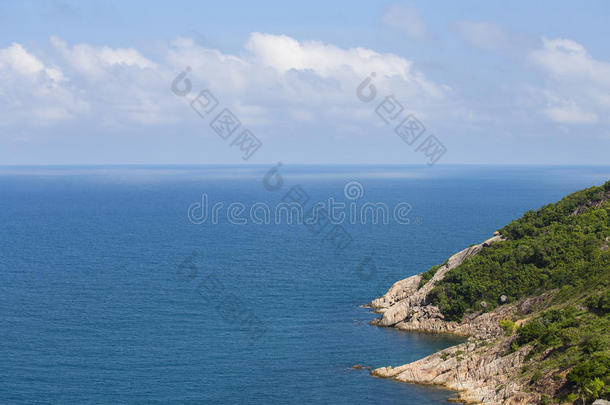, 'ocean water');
1,165,609,404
